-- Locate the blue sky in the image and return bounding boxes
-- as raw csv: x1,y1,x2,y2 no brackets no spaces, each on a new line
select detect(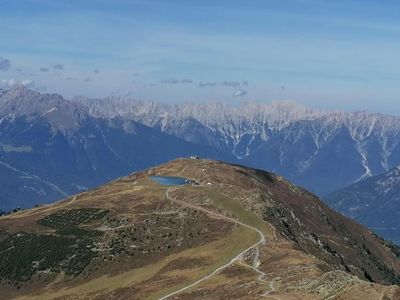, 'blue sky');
1,0,400,114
